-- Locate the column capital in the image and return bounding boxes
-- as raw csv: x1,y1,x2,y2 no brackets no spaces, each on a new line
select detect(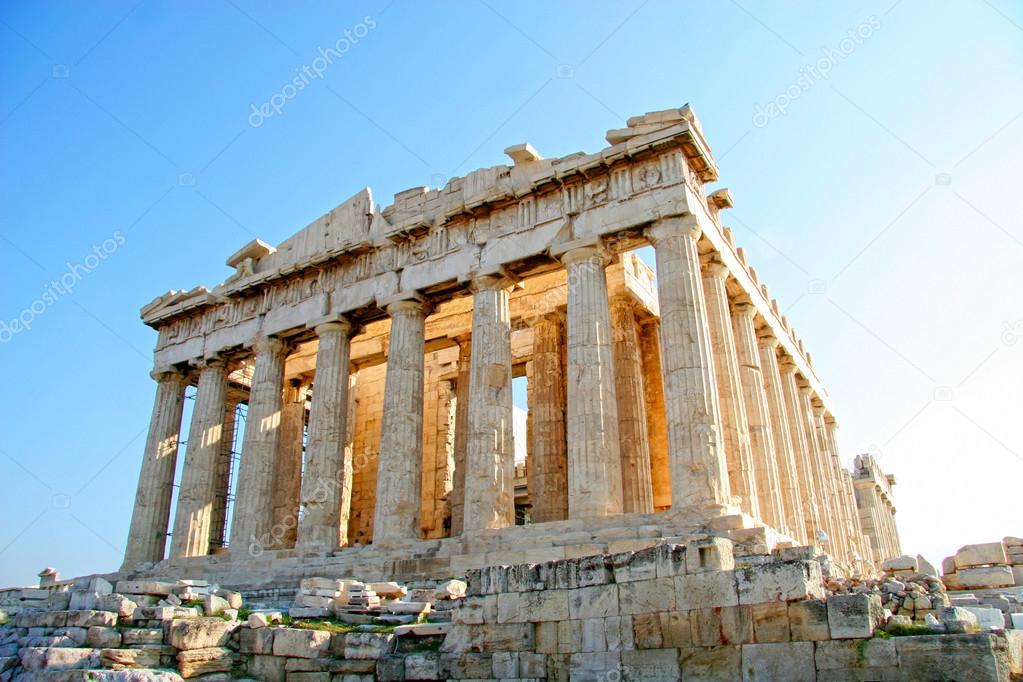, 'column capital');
778,355,799,373
189,355,228,371
645,214,700,244
757,331,780,349
385,298,432,317
557,244,611,268
150,366,187,383
312,318,355,338
250,335,288,357
732,301,757,319
468,271,518,293
701,259,730,281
